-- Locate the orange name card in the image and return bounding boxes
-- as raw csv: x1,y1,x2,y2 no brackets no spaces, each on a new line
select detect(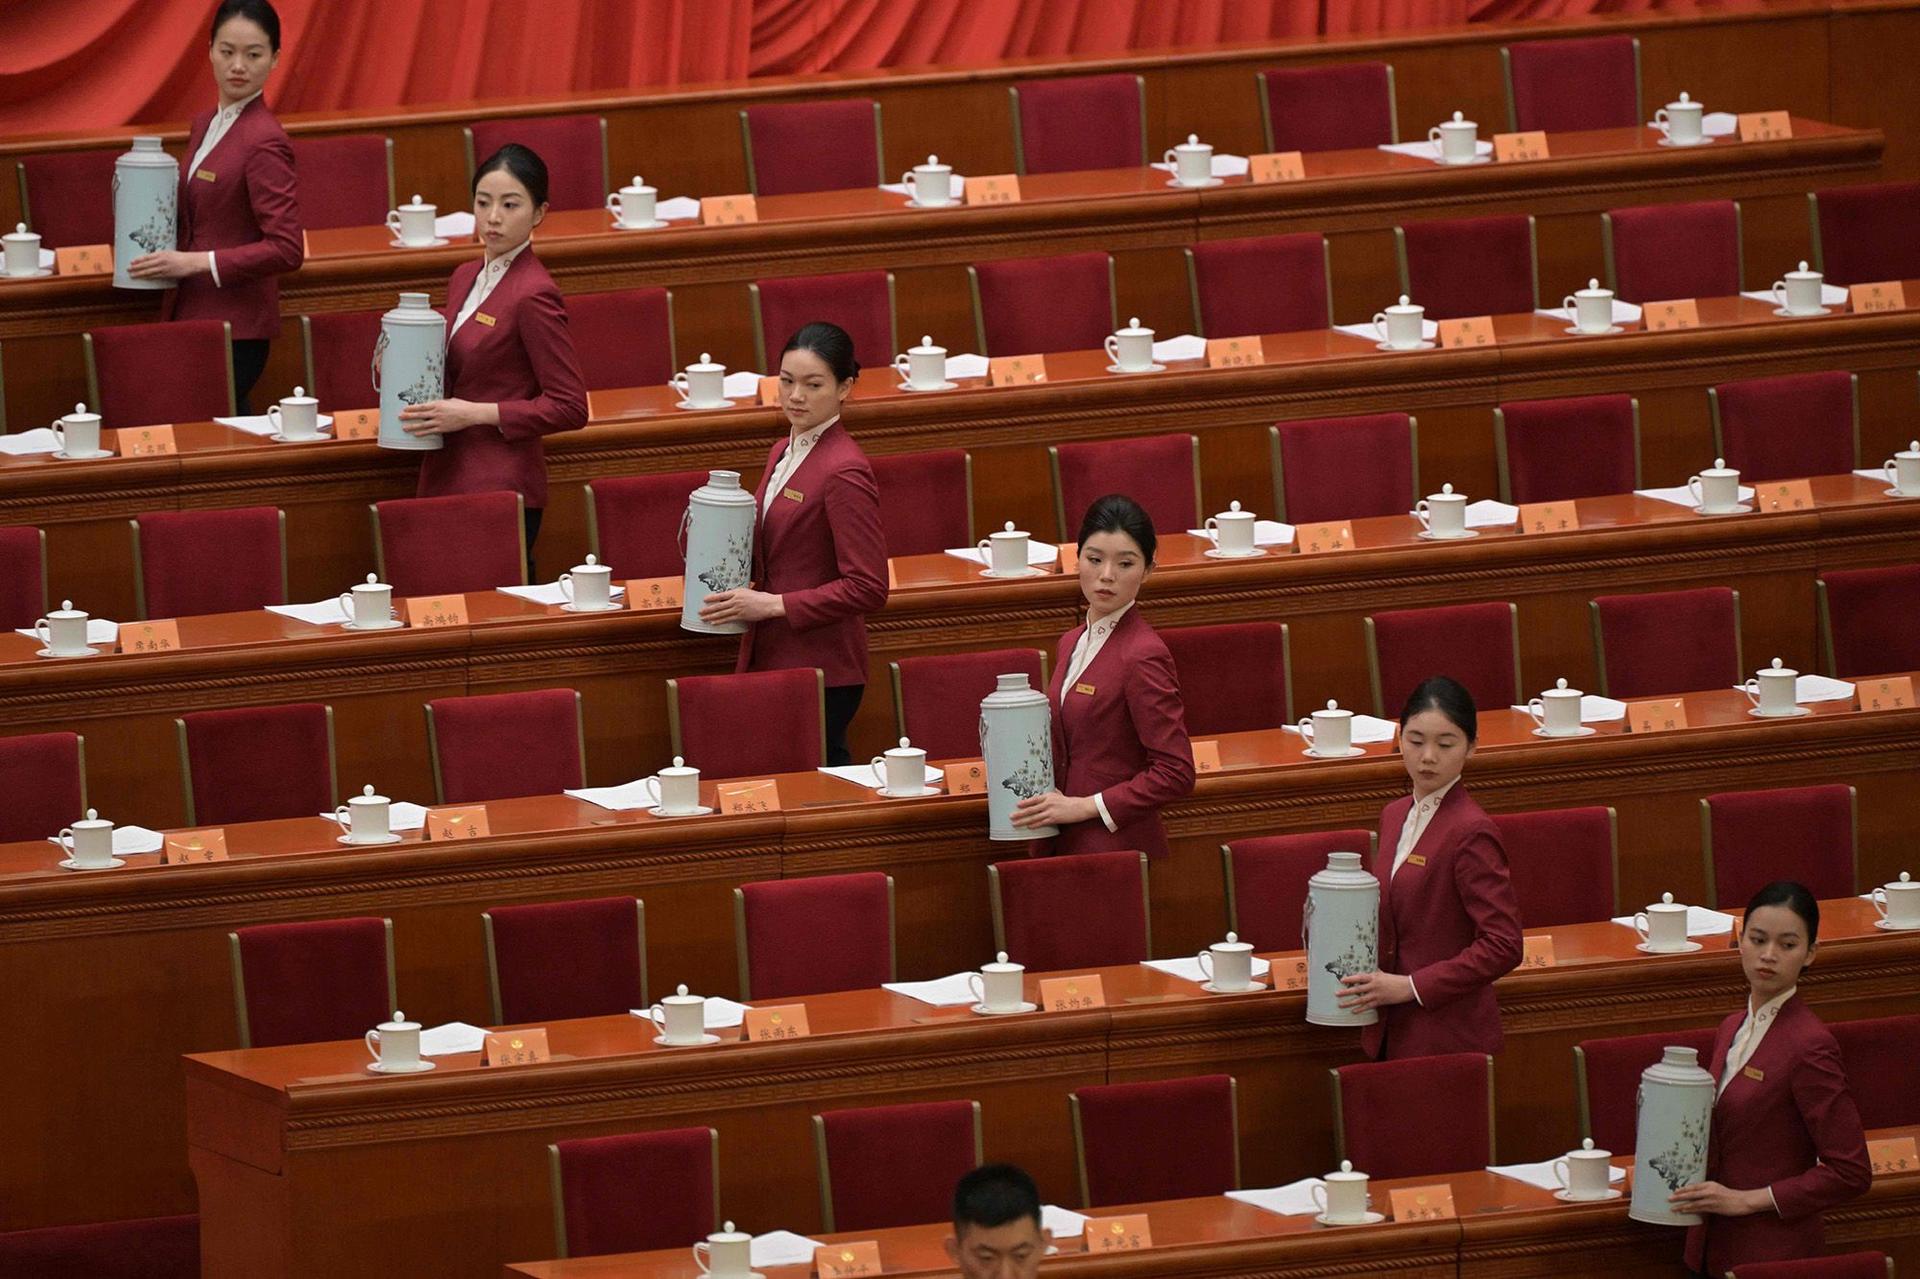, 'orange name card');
624,577,683,612
1758,479,1815,513
1870,1136,1918,1175
1389,1184,1457,1221
1206,336,1265,368
988,354,1048,386
1437,316,1497,349
333,408,378,440
119,620,181,653
1736,110,1793,142
715,779,781,815
1493,130,1551,162
1085,1215,1152,1253
119,425,177,457
814,1243,883,1277
1860,677,1915,712
482,1027,550,1066
743,1004,811,1042
965,174,1022,205
163,829,229,864
405,594,469,628
1645,299,1701,331
700,195,757,226
1272,955,1309,992
1248,150,1306,183
1191,739,1222,773
1850,281,1907,314
1038,974,1106,1012
1519,934,1557,970
1056,542,1078,573
54,244,111,276
758,376,782,406
943,760,986,795
1626,698,1690,734
1517,501,1578,534
1294,521,1354,554
425,806,491,841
